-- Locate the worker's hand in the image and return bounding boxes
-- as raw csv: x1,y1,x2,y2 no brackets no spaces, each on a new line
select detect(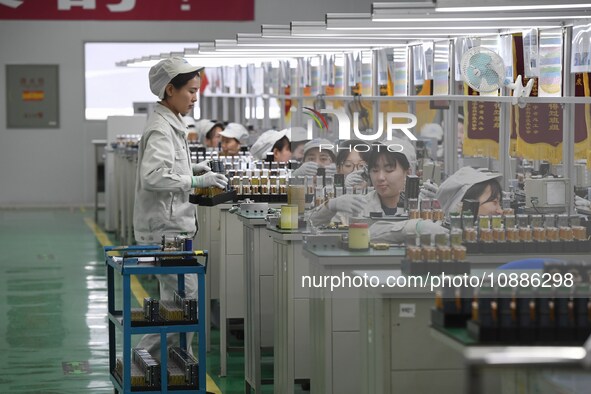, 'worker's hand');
291,161,319,177
419,180,439,200
324,163,337,177
575,195,591,208
327,194,366,215
416,219,447,235
194,172,228,189
345,169,366,189
192,159,212,175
